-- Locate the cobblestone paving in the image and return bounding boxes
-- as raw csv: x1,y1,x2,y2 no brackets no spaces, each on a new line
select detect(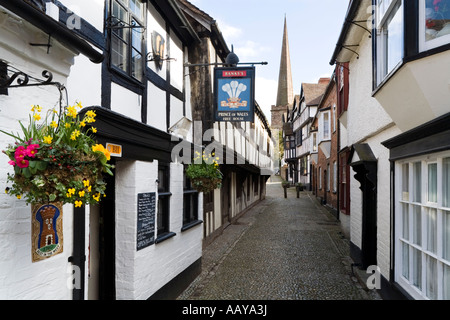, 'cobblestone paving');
178,176,381,300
